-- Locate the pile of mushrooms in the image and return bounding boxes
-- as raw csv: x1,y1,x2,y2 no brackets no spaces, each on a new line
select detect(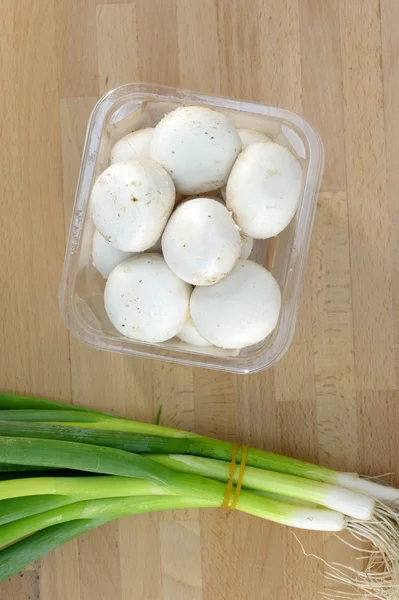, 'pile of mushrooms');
90,105,303,351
